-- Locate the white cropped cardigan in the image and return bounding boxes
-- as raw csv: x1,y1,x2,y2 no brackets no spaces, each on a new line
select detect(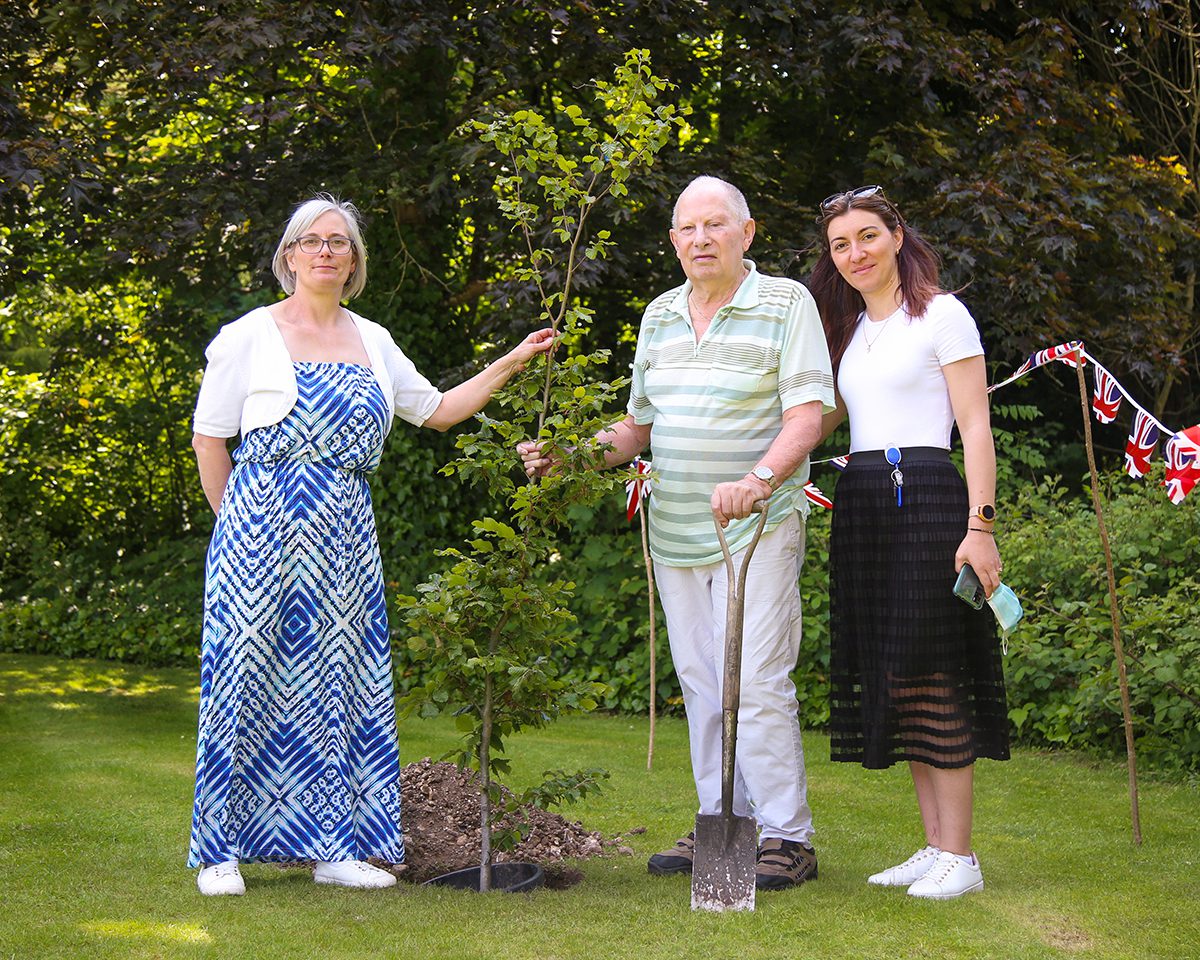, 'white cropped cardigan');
192,307,444,438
